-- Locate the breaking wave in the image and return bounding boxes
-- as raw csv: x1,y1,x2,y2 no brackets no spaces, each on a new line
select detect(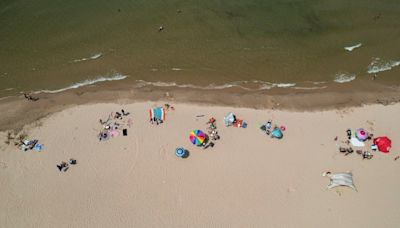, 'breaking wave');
134,80,328,91
334,73,356,83
344,43,362,52
367,58,400,74
171,68,183,71
72,53,103,63
37,73,127,94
